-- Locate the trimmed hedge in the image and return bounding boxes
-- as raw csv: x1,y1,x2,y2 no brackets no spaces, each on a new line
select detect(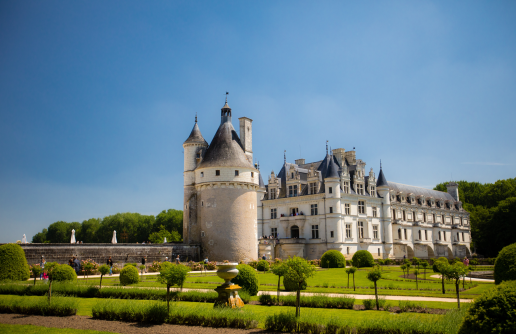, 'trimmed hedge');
120,265,139,286
432,257,449,272
0,296,78,316
256,260,270,272
458,280,516,334
0,243,30,281
352,250,374,268
52,264,77,282
283,275,307,292
494,243,516,285
321,250,346,268
232,264,259,296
